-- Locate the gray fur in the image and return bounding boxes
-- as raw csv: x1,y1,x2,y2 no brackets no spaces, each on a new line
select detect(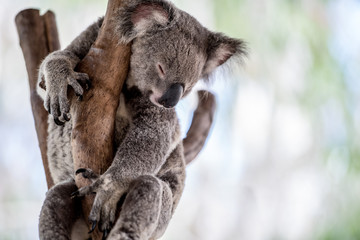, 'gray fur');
38,0,246,239
39,179,87,240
